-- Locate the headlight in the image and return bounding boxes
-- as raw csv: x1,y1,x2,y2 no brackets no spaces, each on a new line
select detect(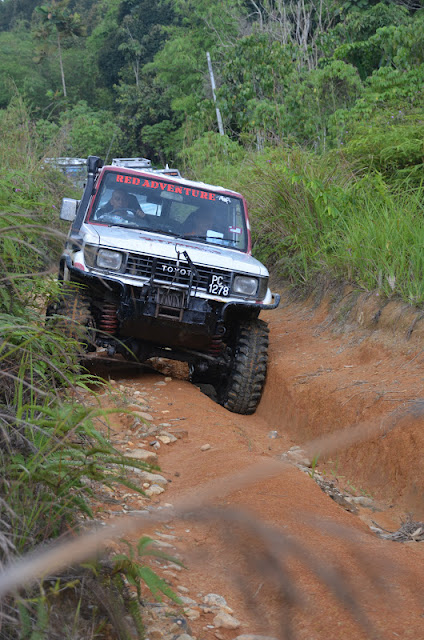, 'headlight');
97,249,123,270
233,275,259,296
